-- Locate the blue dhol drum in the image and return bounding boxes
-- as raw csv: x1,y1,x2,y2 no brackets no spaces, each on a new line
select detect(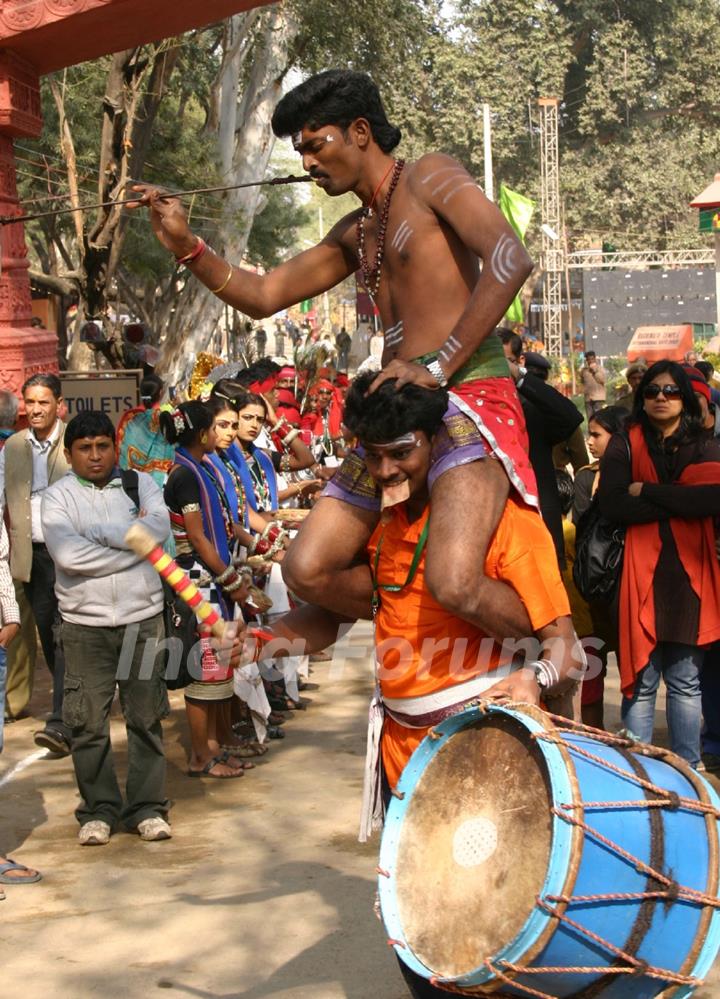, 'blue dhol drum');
378,703,720,997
